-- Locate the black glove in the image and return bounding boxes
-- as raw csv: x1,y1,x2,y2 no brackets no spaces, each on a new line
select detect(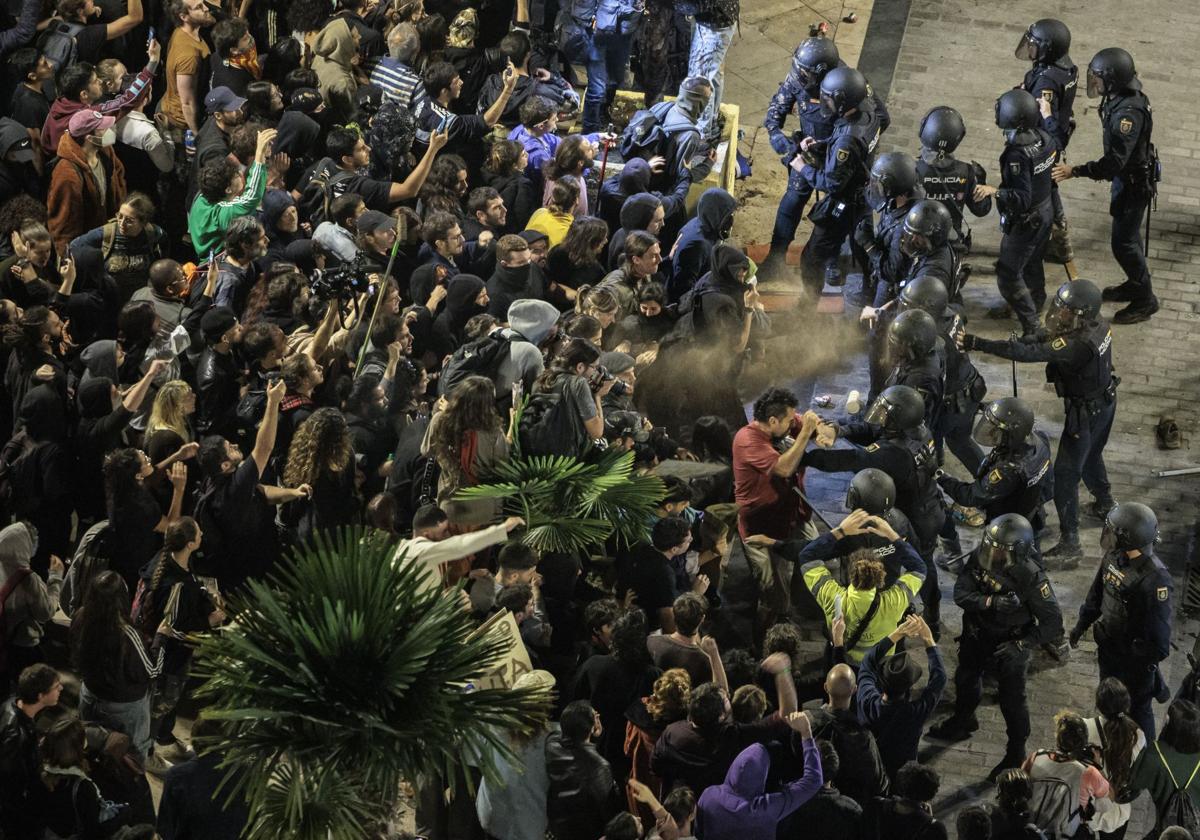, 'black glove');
853,219,877,253
993,592,1021,612
994,639,1025,666
1068,625,1085,648
961,333,977,351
